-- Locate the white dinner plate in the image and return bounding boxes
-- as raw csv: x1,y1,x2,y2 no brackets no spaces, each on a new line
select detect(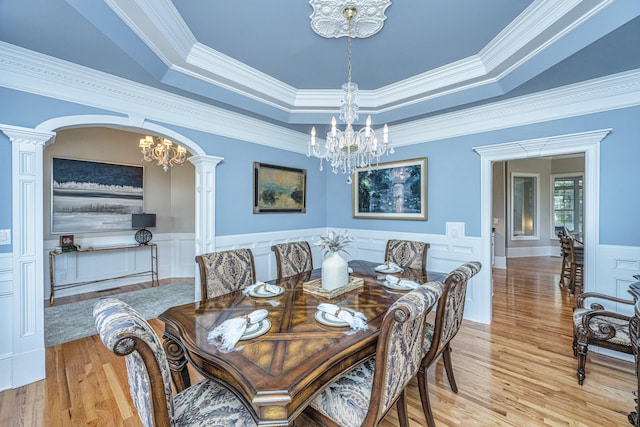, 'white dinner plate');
248,284,284,298
315,308,358,328
239,319,271,340
382,280,419,291
374,264,403,274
